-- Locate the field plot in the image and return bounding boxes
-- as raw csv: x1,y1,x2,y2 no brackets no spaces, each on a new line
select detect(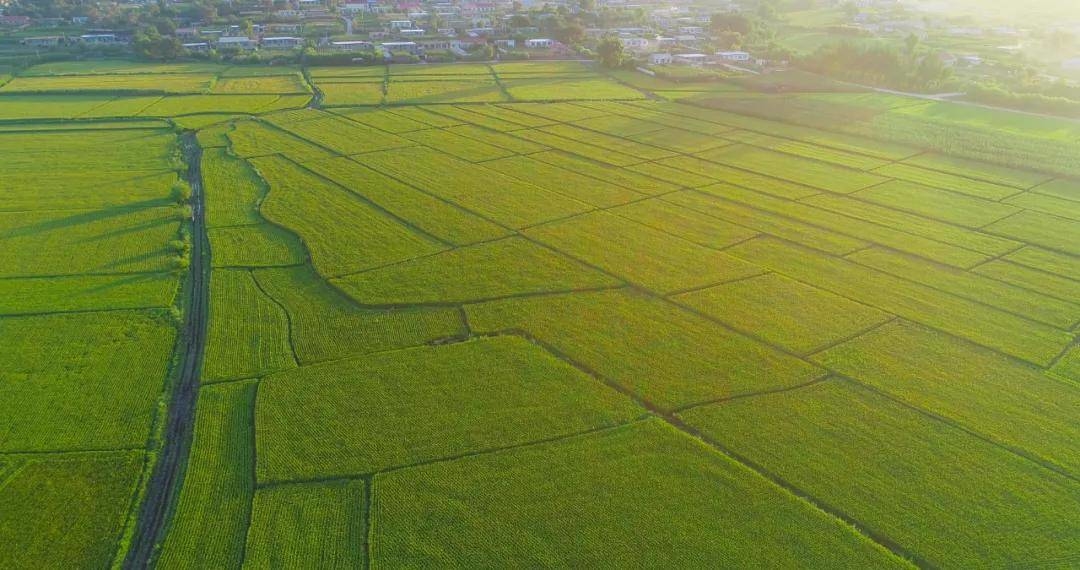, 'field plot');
681,380,1080,568
208,224,306,268
0,273,176,315
266,112,411,155
0,452,145,569
156,381,255,569
250,154,445,277
815,320,1080,476
1,74,214,94
525,211,764,294
319,82,386,106
467,289,823,411
254,265,463,364
256,336,643,482
211,74,309,94
385,79,506,104
334,236,618,305
0,311,175,451
244,481,367,568
503,76,645,101
674,273,892,354
372,419,905,568
358,146,591,228
203,269,295,382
